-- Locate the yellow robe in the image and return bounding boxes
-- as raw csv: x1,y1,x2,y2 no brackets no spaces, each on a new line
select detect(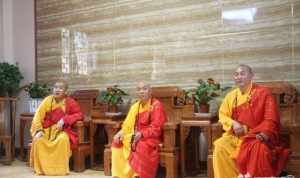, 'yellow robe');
213,85,252,178
111,100,152,178
30,95,71,175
